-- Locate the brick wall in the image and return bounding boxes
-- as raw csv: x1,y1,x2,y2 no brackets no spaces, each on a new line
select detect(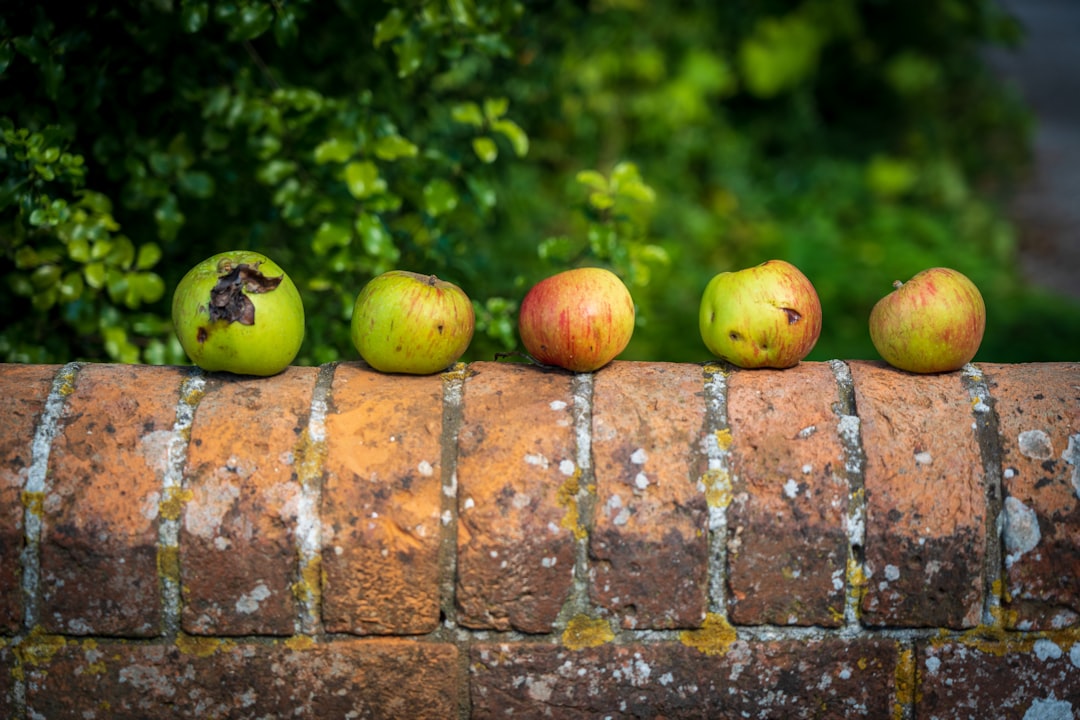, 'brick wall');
0,359,1077,719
